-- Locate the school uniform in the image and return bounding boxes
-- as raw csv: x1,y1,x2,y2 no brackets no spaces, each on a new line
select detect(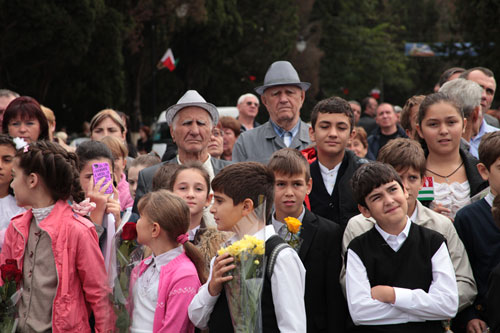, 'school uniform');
345,219,458,332
454,192,500,328
188,225,306,332
272,208,347,332
309,149,367,228
487,262,500,333
341,201,476,312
